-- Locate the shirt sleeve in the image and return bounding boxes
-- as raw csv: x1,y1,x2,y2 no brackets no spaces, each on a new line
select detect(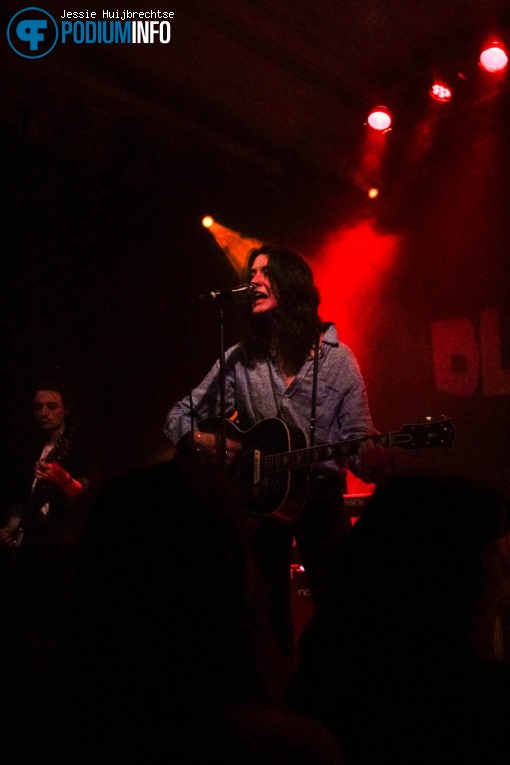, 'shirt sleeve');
163,347,238,445
335,347,375,481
